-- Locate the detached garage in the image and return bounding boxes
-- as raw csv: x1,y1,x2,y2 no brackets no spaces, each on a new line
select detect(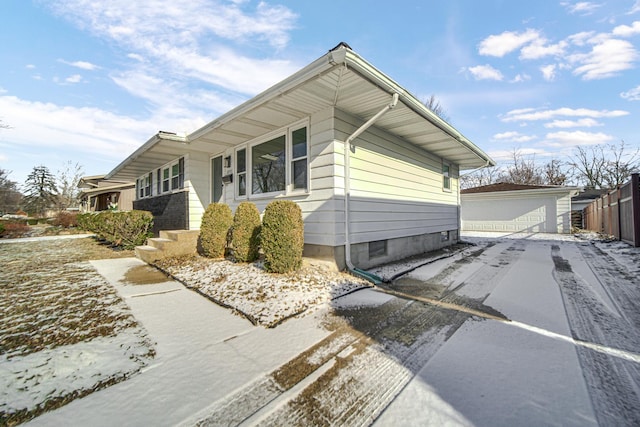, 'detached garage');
461,183,581,234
